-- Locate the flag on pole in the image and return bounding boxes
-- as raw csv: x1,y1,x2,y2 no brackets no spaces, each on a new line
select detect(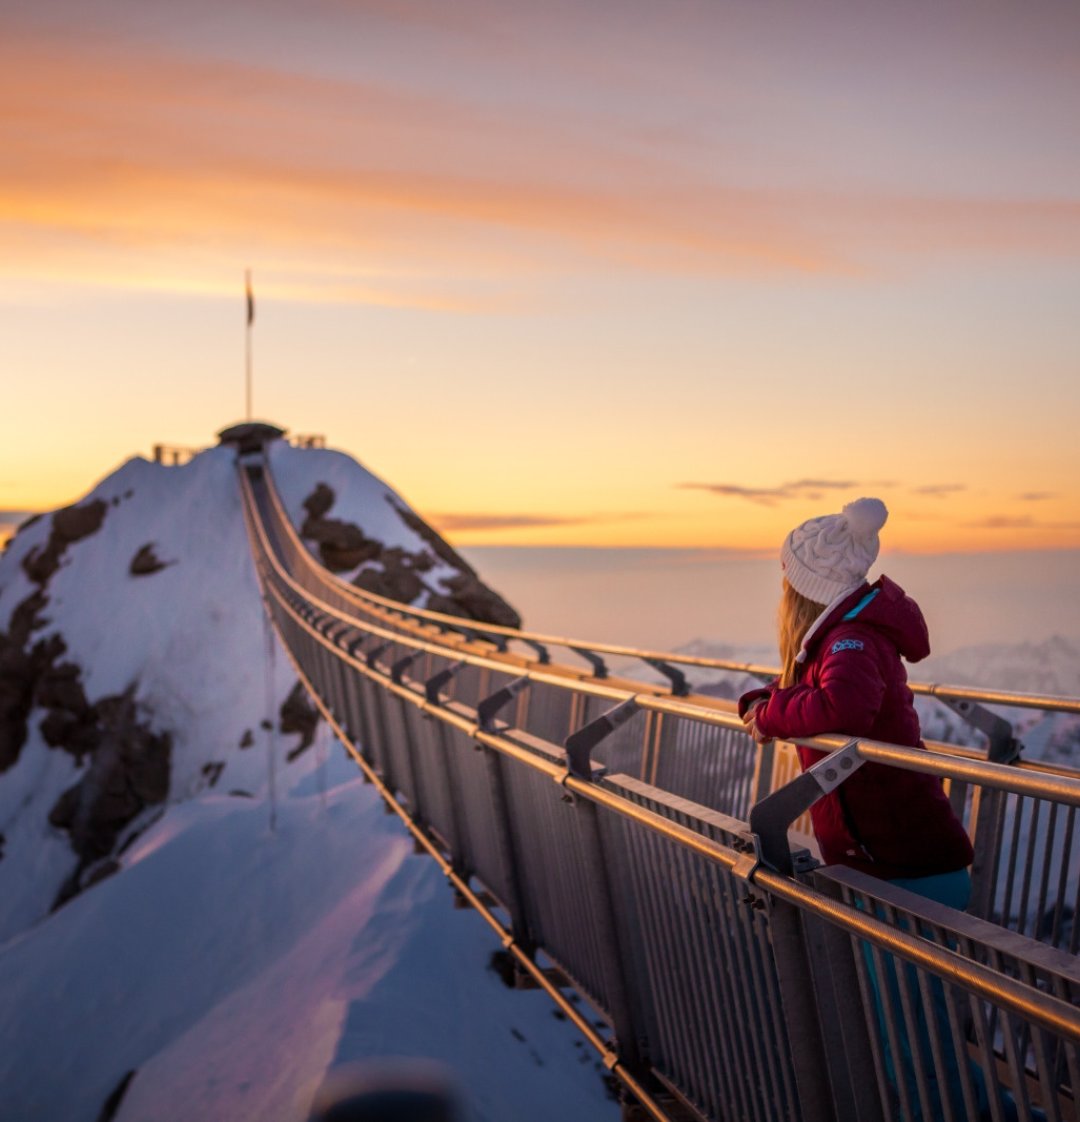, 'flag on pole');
245,269,255,326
